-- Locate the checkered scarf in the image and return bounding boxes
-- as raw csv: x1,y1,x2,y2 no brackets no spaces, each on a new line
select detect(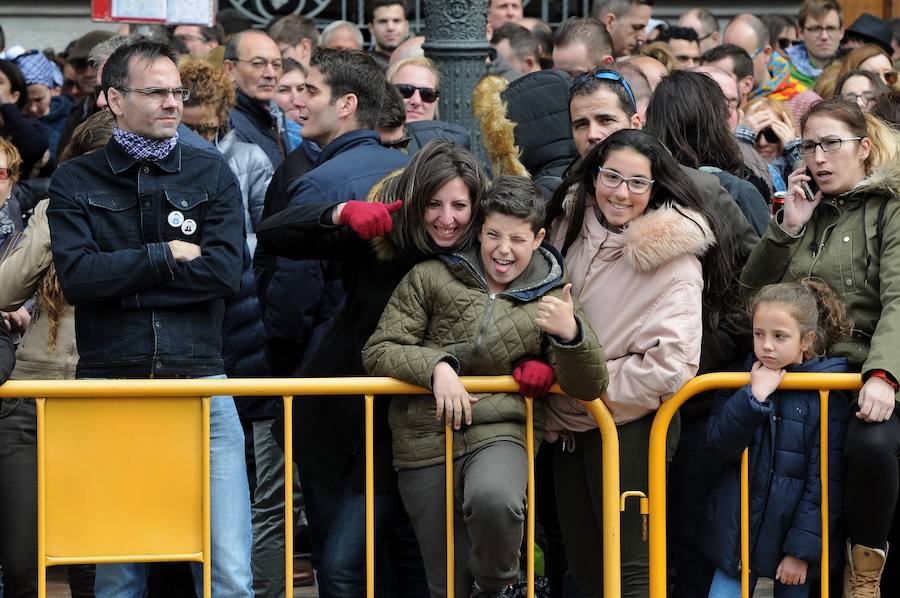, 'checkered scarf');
113,128,178,161
0,203,14,238
12,50,63,88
